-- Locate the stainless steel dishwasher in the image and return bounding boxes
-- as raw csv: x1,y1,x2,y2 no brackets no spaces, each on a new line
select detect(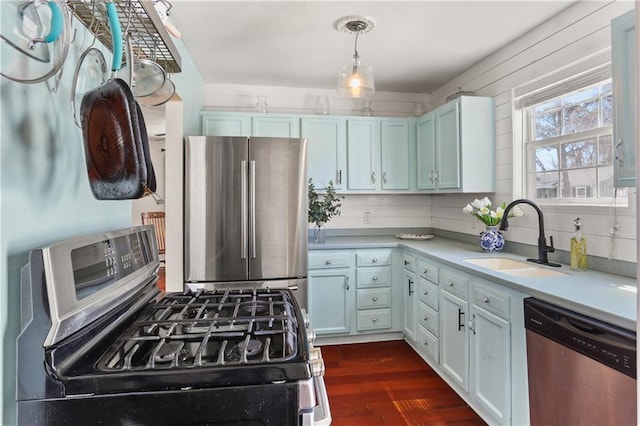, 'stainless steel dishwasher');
524,297,636,426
